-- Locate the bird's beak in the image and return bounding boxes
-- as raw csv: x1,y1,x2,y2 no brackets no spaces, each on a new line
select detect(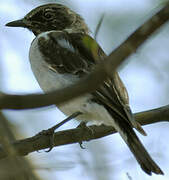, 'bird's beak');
6,19,27,28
